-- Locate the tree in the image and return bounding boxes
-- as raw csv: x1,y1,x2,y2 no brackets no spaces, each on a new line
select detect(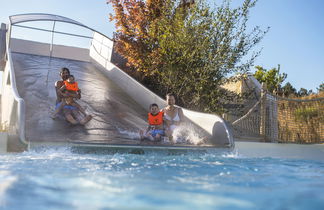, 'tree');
297,88,309,97
108,0,268,113
253,65,287,94
107,0,166,75
317,83,324,93
282,82,296,97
